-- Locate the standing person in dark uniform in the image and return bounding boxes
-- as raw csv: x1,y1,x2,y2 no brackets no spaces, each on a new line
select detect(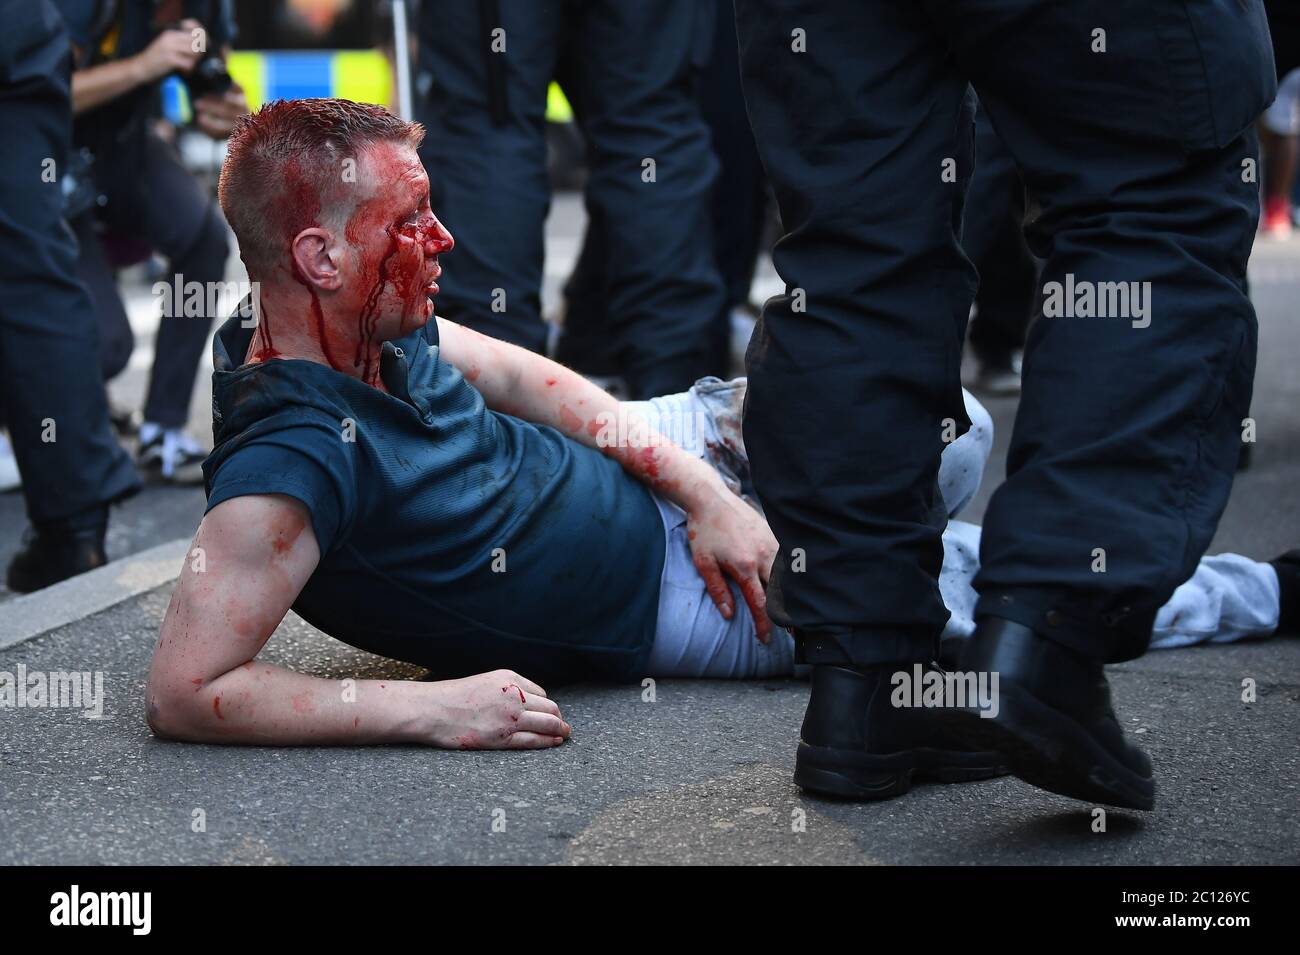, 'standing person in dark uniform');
414,0,725,400
735,0,1273,808
56,0,246,482
0,0,141,592
557,0,769,387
